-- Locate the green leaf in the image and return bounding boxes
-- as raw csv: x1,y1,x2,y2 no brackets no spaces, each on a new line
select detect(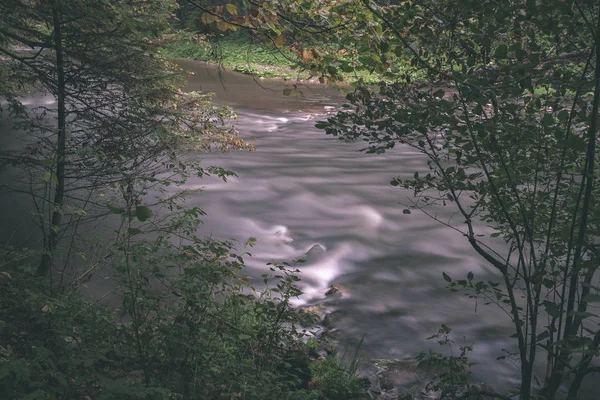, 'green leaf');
582,294,600,303
135,206,153,222
238,333,251,340
107,204,125,214
402,209,411,214
543,301,561,318
569,311,597,318
536,330,551,342
23,390,46,400
467,55,475,67
494,45,508,59
128,228,142,236
442,272,452,282
557,110,570,122
541,114,554,127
